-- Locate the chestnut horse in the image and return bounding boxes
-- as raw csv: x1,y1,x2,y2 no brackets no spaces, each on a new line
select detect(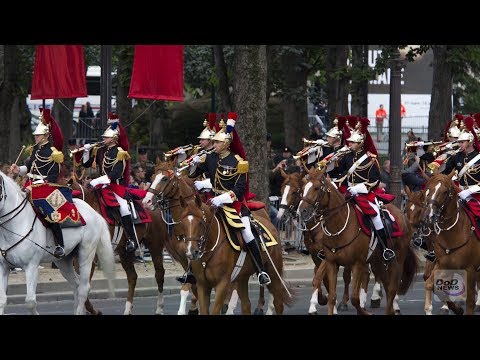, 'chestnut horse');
72,180,170,315
298,167,417,315
173,192,293,314
422,173,480,315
